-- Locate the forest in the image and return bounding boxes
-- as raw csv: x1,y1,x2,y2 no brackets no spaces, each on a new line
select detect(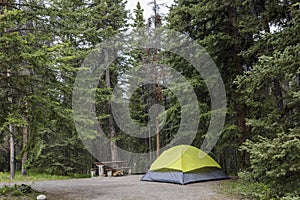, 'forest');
0,0,299,199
